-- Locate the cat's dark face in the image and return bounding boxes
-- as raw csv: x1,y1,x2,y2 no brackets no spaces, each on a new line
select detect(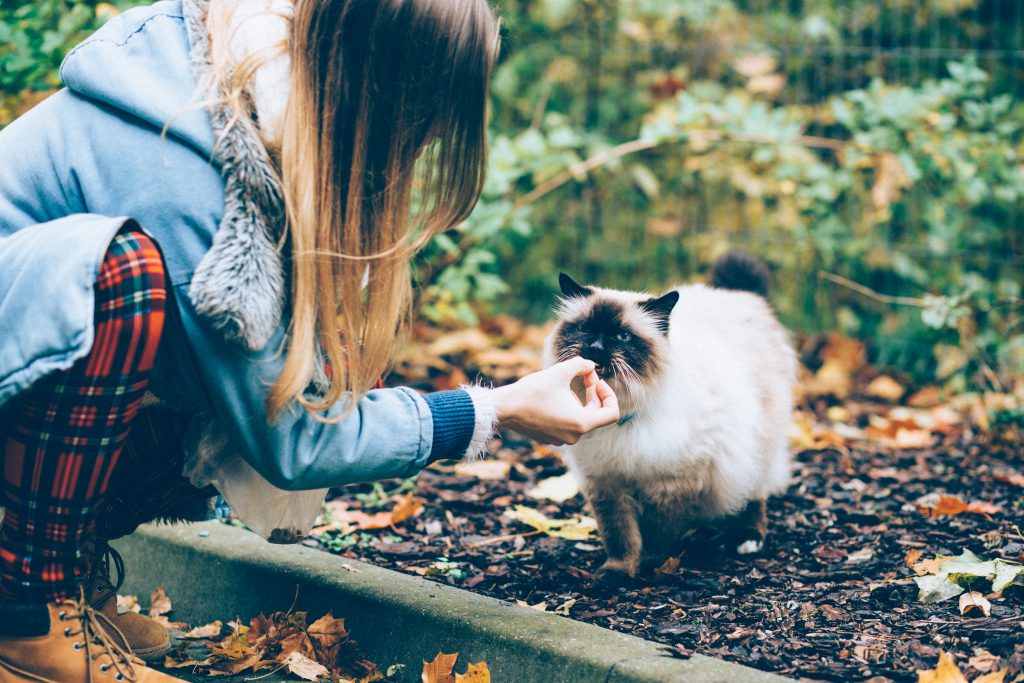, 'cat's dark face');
550,274,679,384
